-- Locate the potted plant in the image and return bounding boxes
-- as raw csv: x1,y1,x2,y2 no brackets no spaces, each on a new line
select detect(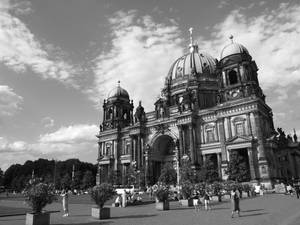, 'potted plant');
90,183,116,219
23,180,56,225
211,182,223,202
180,181,194,206
153,185,169,210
